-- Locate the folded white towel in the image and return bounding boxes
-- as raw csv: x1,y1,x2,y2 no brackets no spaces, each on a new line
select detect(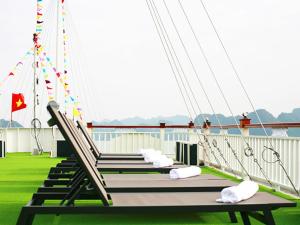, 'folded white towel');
153,157,174,168
169,166,201,179
216,180,259,203
144,150,162,162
